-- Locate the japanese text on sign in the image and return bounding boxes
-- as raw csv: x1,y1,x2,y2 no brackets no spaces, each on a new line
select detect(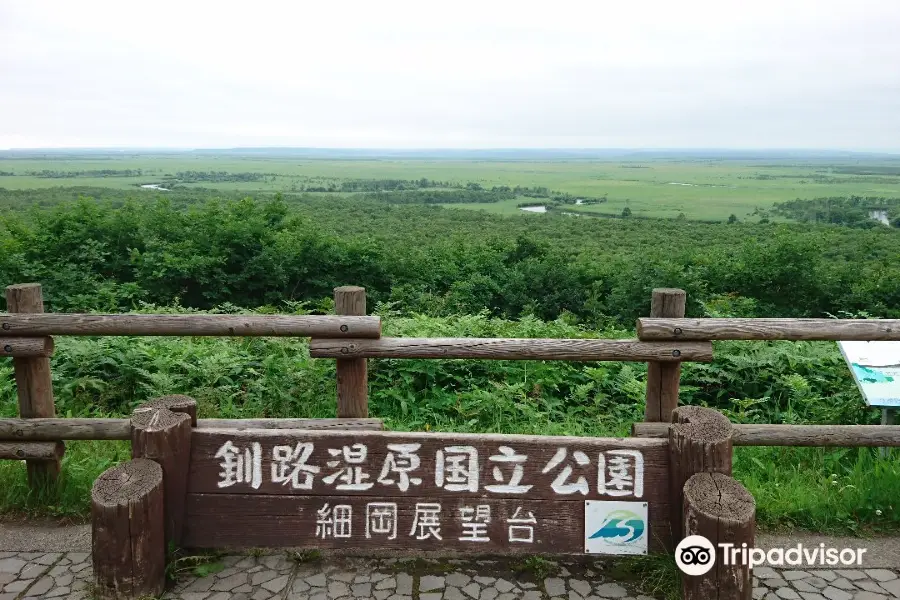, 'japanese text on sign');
212,440,644,498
